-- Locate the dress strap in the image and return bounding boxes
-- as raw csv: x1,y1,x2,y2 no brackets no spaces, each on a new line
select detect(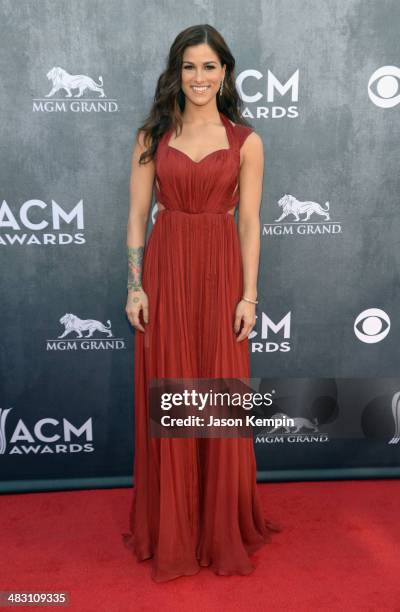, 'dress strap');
219,111,254,154
234,122,255,150
218,110,235,151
